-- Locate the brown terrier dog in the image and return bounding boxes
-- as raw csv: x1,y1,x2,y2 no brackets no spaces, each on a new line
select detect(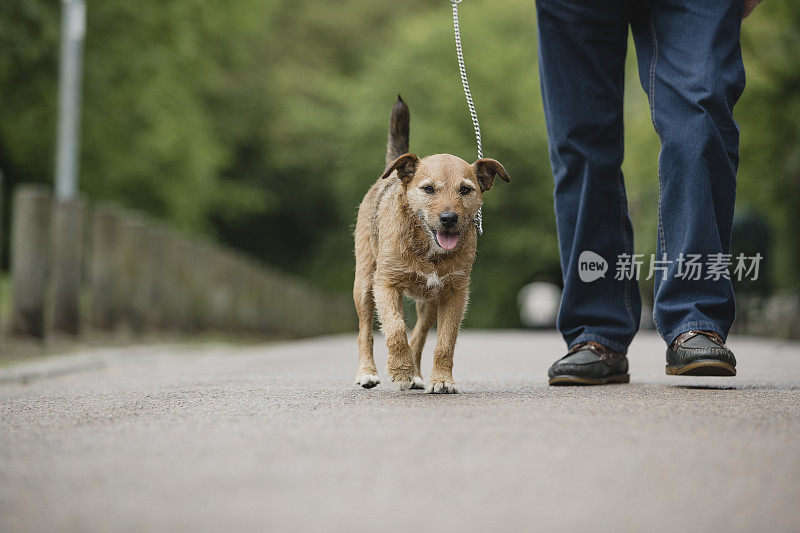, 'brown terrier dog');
353,96,509,393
